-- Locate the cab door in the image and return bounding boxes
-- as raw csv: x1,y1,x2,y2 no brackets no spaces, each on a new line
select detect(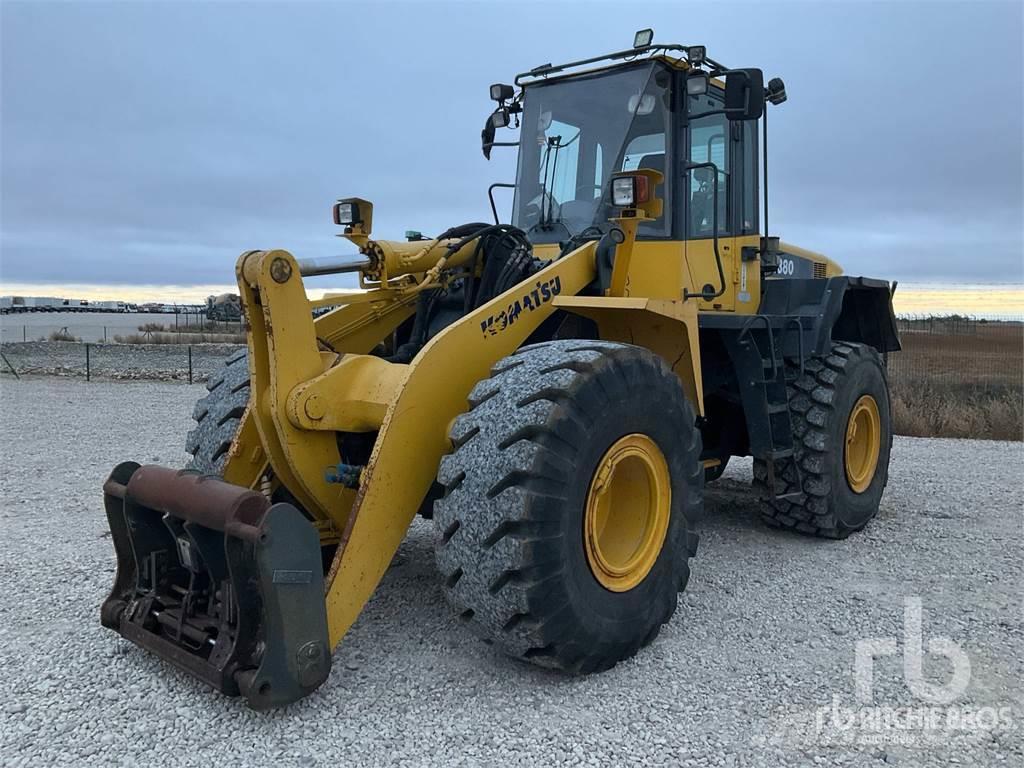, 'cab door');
683,89,760,313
